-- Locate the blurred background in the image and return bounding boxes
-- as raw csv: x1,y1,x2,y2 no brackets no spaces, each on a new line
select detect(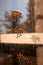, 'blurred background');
0,0,35,33
0,0,43,33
